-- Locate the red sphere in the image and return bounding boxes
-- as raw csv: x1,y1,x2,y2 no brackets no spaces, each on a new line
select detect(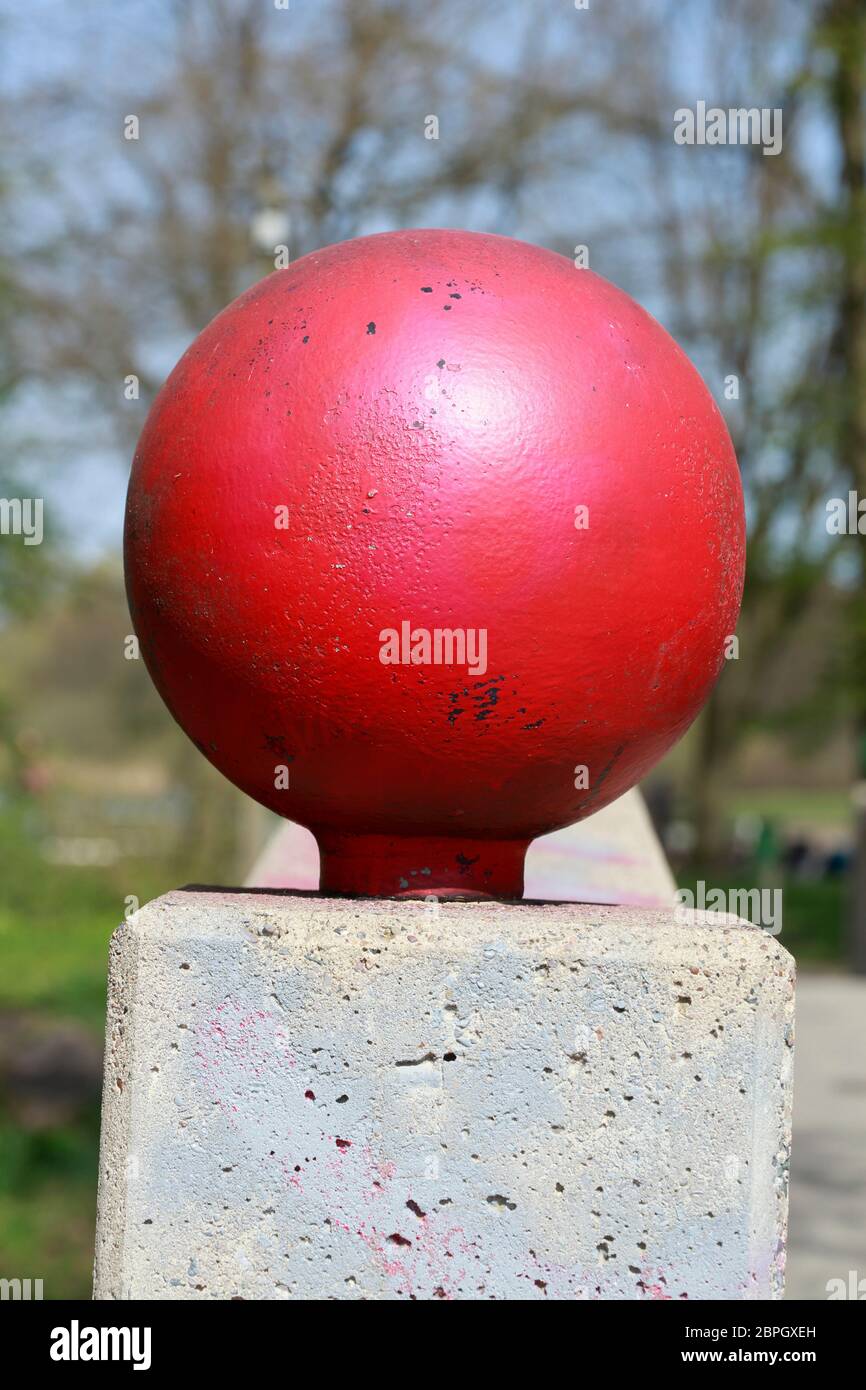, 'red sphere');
125,229,744,898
